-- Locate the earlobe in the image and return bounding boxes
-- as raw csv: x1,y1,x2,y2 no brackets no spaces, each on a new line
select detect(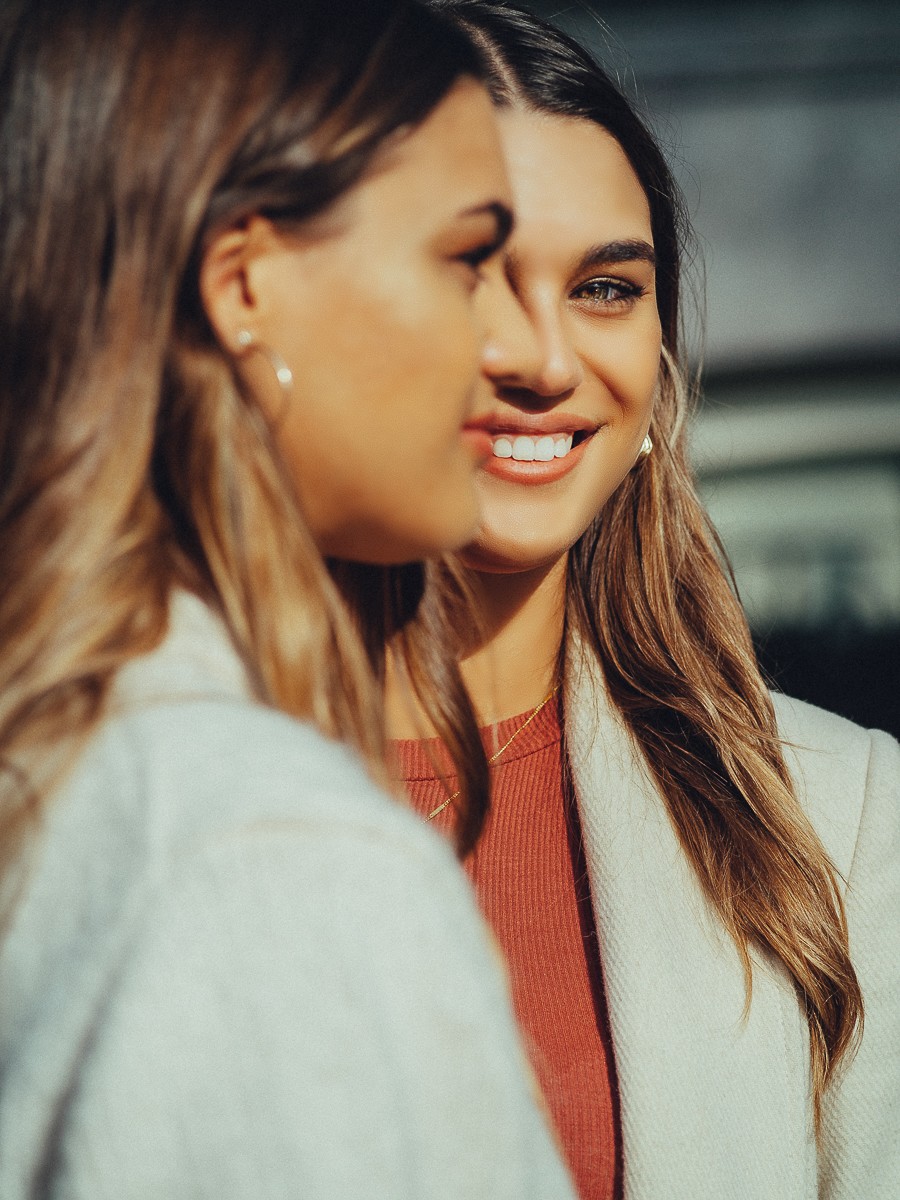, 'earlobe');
199,218,295,415
198,216,273,352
